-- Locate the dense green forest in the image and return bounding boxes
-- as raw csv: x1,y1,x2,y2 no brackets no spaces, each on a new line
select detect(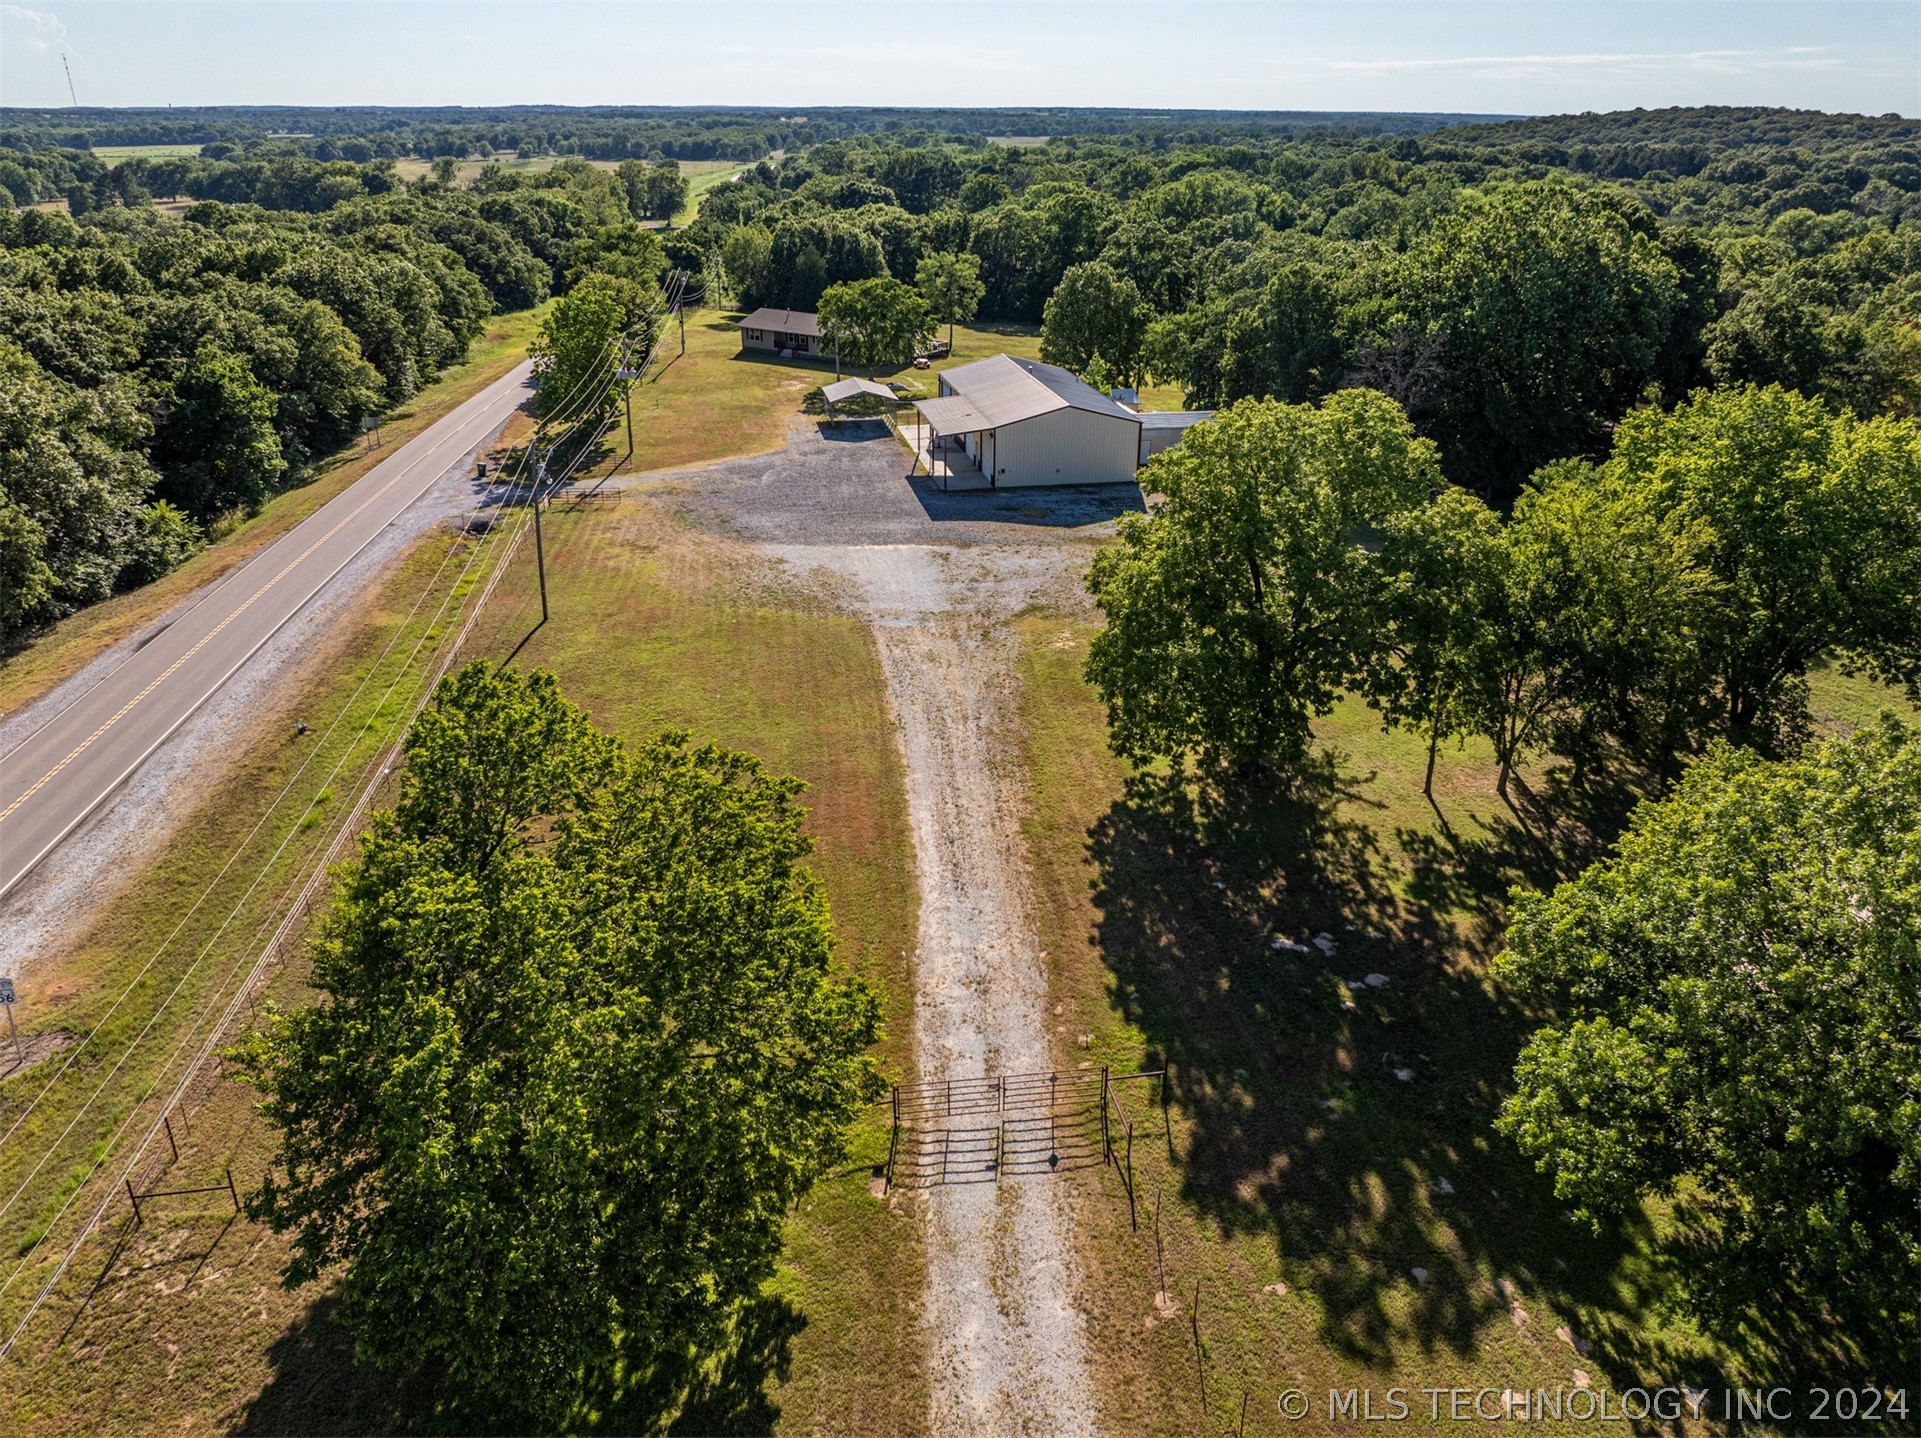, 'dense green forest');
0,102,1503,159
2,103,1917,642
0,157,670,642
